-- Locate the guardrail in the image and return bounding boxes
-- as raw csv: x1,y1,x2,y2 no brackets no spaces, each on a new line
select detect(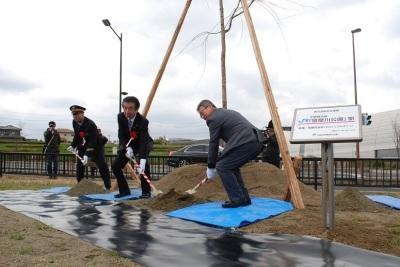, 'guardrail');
0,152,399,188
